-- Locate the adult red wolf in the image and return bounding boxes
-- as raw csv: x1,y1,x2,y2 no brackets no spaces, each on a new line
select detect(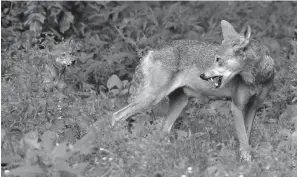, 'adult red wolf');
112,20,275,161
